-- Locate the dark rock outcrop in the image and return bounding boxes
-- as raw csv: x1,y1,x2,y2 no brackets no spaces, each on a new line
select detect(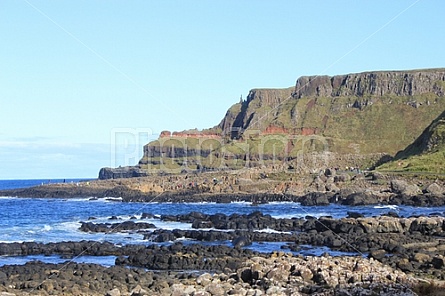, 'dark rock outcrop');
293,69,445,98
99,166,149,180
